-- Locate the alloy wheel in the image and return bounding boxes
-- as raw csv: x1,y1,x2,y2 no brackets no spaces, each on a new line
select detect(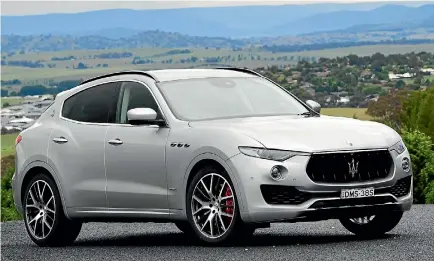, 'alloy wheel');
191,173,235,239
349,215,375,225
25,180,56,240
